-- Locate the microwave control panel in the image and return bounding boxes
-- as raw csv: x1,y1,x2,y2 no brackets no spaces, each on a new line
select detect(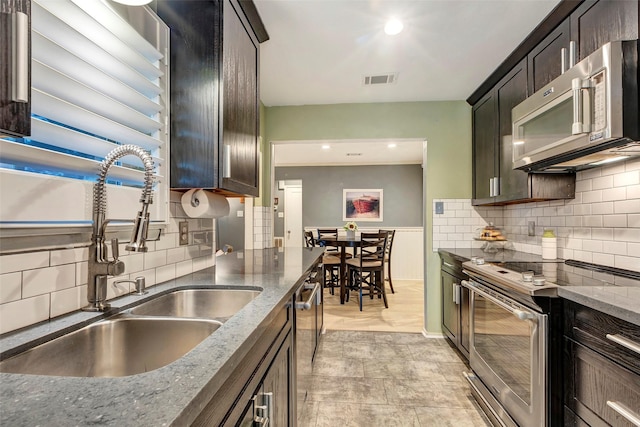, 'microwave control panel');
592,70,606,132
